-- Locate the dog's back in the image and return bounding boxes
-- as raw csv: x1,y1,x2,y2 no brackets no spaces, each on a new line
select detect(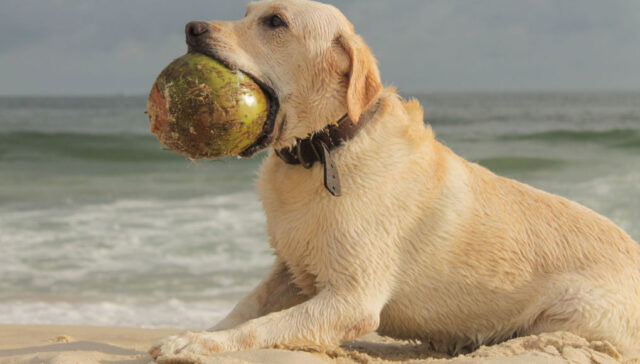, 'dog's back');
374,99,640,355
